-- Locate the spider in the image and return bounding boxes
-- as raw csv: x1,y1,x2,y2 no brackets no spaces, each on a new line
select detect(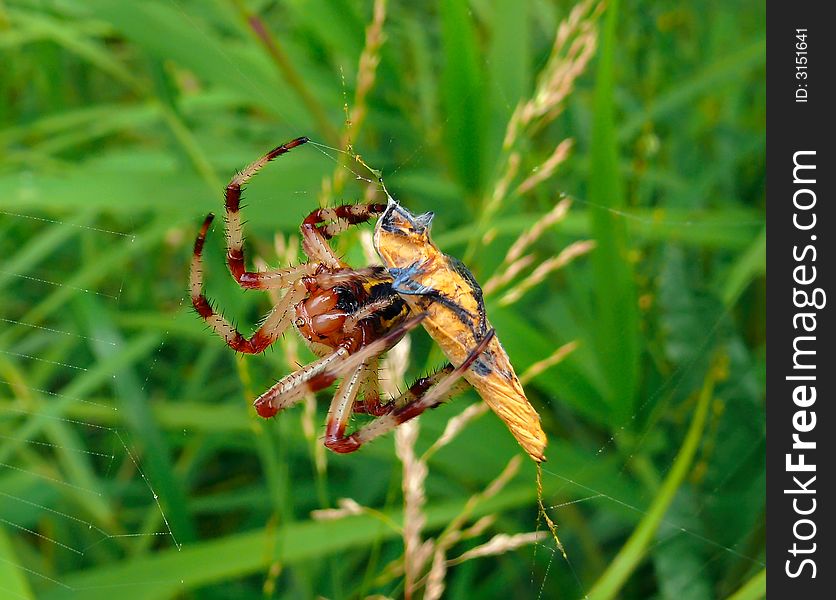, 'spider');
190,137,546,461
190,137,495,454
